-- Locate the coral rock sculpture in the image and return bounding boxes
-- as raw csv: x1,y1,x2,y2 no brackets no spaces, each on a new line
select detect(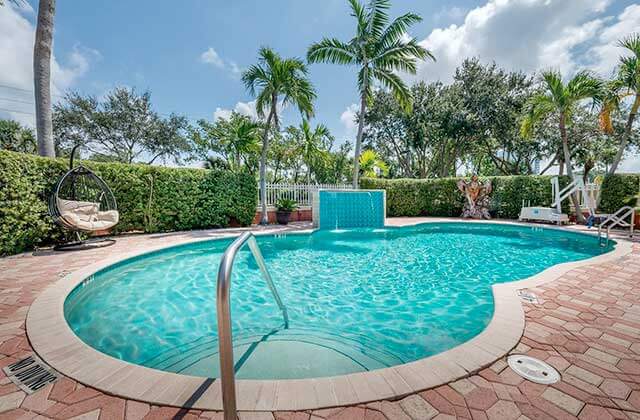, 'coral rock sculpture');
457,175,492,219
